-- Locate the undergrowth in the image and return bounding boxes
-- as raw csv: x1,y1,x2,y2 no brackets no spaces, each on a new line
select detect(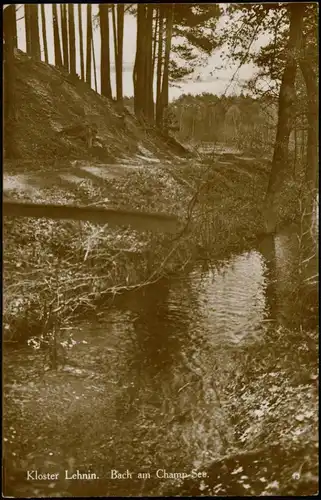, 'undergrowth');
3,154,310,346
